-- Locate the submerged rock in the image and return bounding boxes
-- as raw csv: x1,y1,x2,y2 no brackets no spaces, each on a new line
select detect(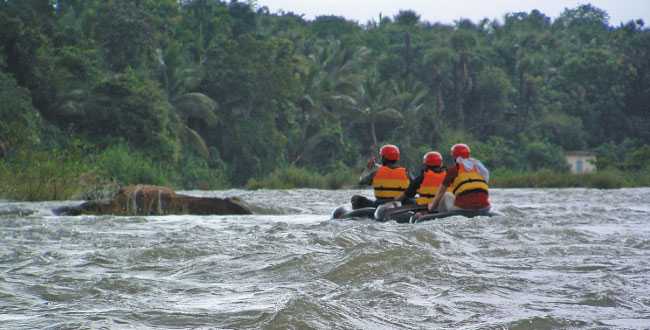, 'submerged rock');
53,185,253,216
0,205,35,217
